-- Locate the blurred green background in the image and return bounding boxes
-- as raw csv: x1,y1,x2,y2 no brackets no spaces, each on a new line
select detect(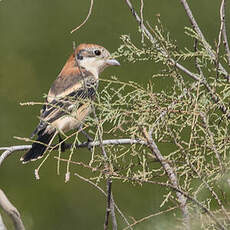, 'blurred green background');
0,0,223,229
